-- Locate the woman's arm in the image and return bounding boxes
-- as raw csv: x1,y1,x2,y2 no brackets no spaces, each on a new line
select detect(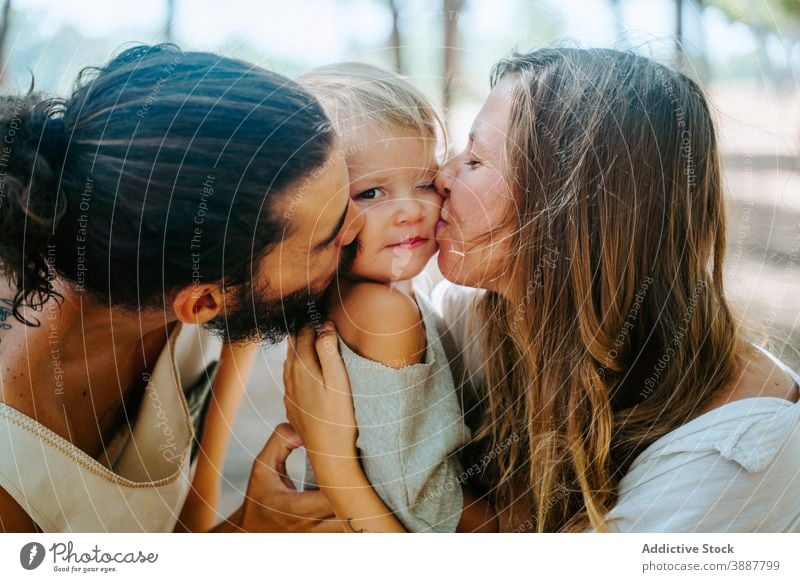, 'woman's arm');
283,323,406,532
457,490,498,532
311,452,406,533
178,343,258,532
